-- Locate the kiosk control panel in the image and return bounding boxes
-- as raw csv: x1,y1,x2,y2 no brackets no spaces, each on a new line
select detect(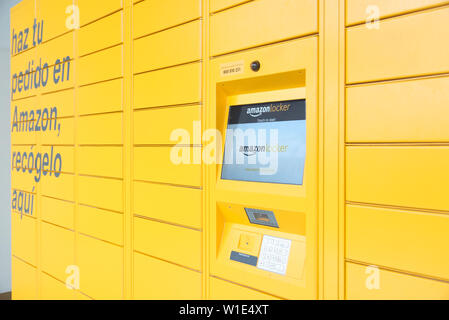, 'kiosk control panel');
210,37,318,299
